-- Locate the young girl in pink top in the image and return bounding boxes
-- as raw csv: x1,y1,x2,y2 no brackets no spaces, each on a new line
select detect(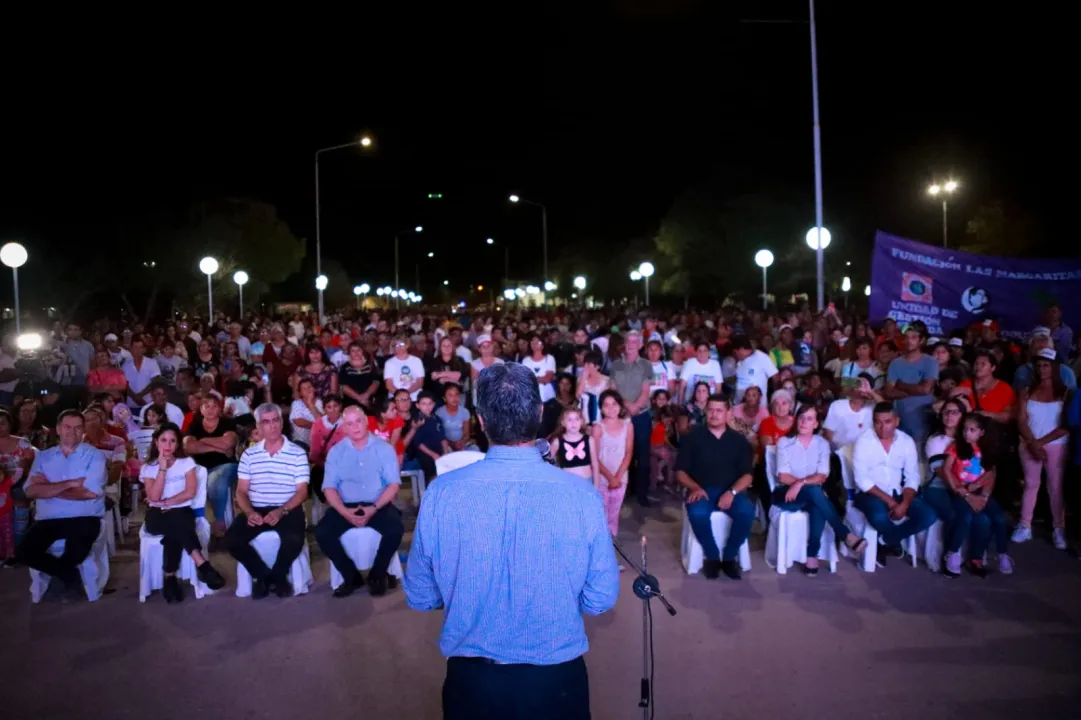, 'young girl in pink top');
592,390,633,538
